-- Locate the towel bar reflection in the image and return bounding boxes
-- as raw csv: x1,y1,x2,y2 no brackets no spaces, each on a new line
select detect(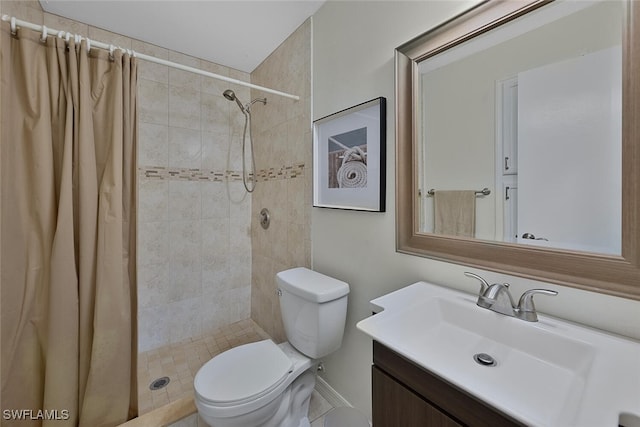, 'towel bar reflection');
425,188,491,197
